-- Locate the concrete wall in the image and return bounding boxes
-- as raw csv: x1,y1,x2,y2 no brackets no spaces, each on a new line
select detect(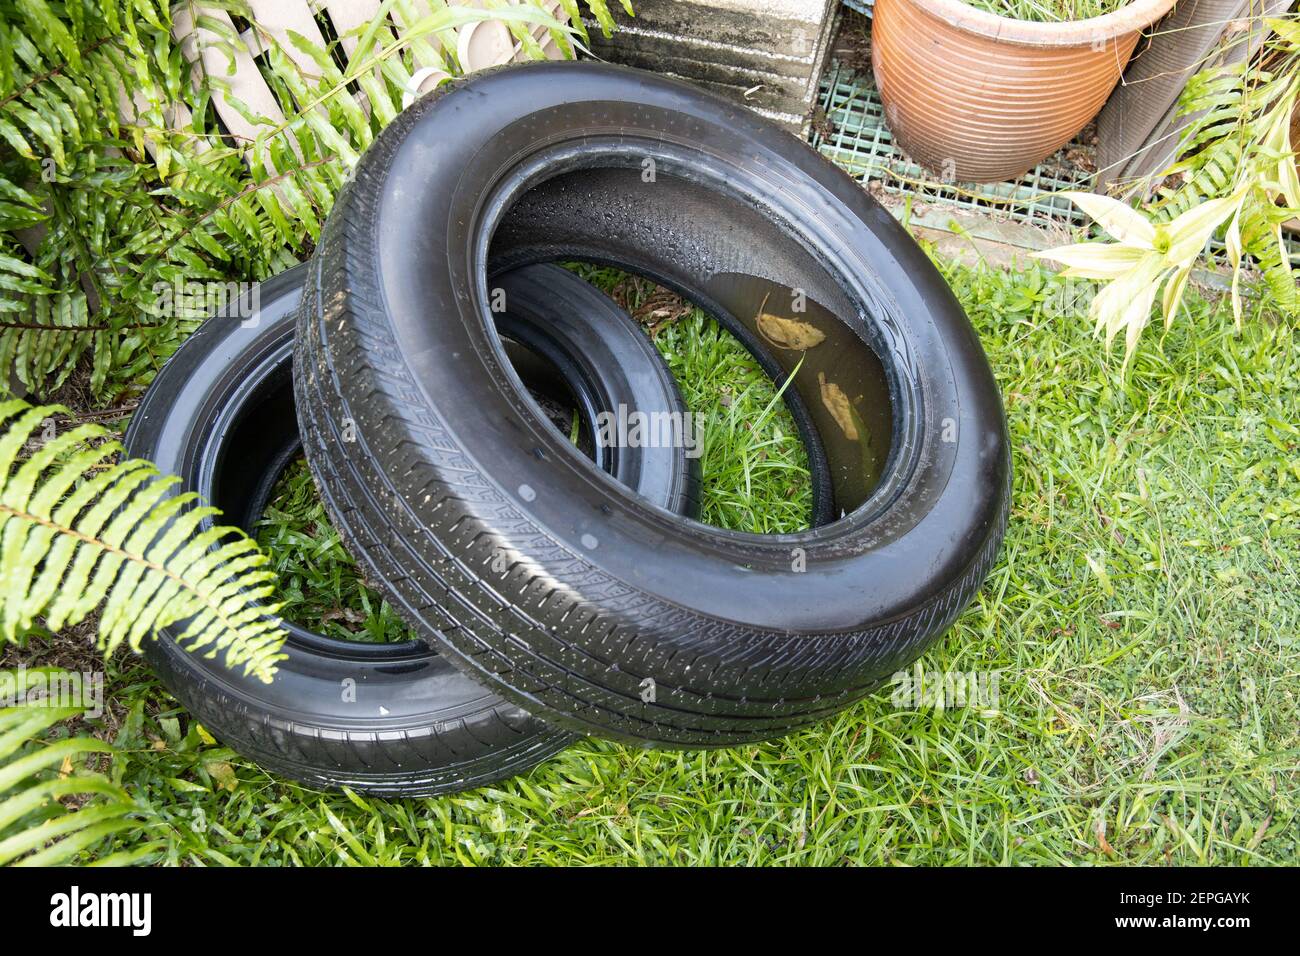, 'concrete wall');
586,0,840,132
